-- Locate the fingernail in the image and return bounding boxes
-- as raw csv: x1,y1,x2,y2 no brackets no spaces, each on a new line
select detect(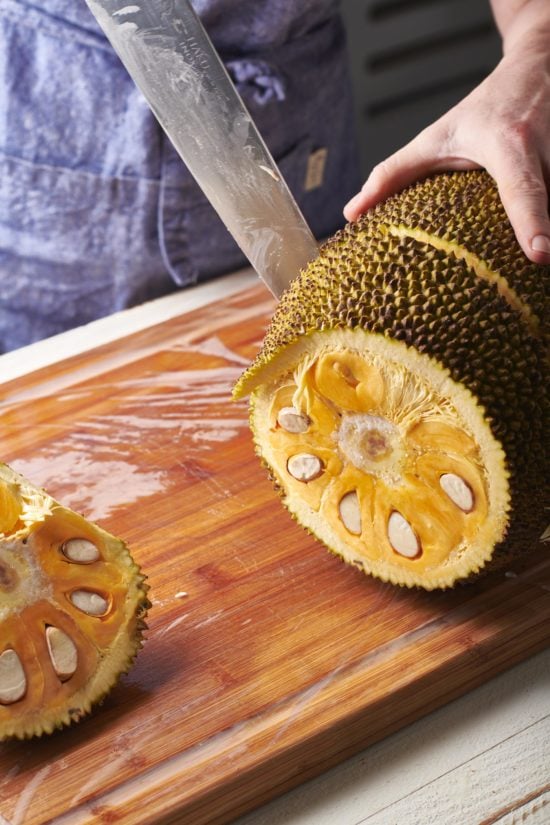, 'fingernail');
531,235,550,254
